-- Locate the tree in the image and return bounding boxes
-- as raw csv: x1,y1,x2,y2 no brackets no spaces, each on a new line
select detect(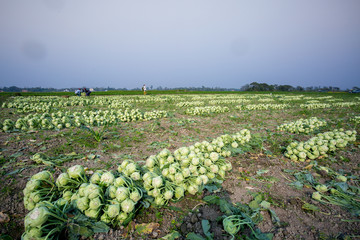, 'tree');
278,85,294,91
4,86,22,92
296,86,304,91
240,84,250,91
248,82,275,91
